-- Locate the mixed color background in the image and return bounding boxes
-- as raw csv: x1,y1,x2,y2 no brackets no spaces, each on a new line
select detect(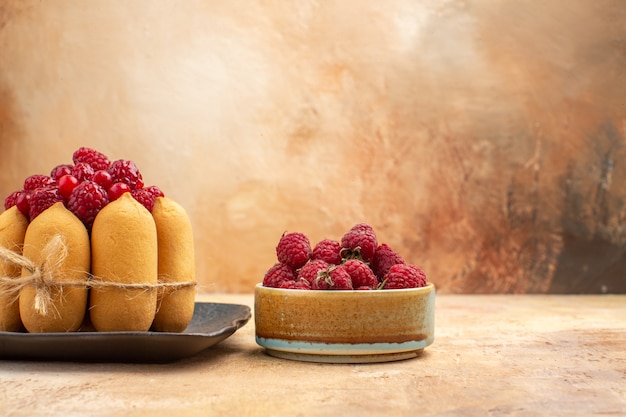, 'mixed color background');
1,1,625,293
